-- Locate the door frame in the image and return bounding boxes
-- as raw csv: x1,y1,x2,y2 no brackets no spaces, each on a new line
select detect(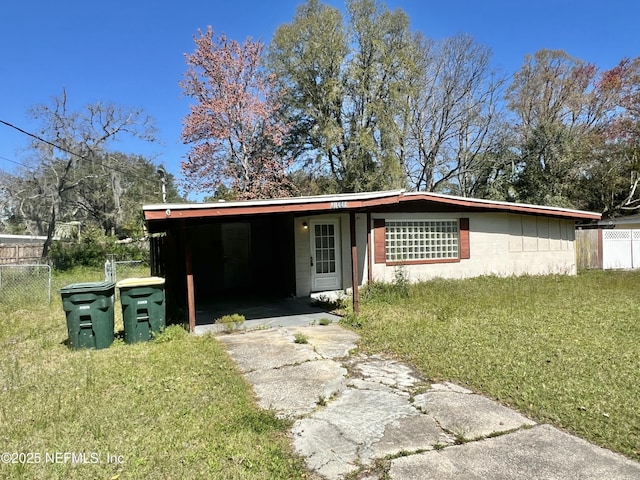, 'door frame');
310,218,342,291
